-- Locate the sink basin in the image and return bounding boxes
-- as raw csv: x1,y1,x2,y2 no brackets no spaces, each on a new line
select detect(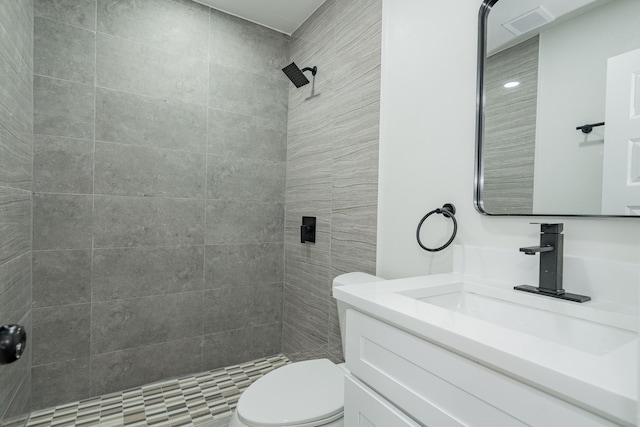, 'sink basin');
417,288,636,355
